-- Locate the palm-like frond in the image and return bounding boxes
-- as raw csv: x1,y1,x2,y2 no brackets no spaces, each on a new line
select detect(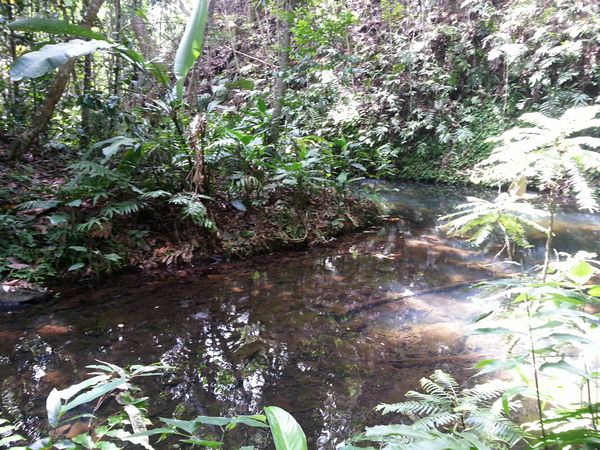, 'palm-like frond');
169,192,215,230
472,105,600,212
372,371,522,448
466,411,523,447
